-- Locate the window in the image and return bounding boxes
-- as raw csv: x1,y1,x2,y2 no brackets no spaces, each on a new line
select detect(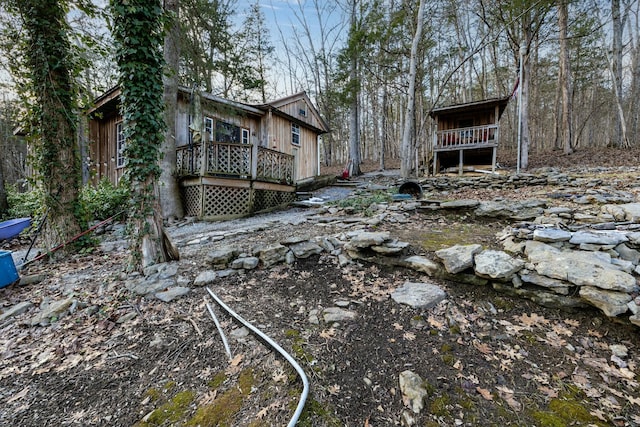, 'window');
241,128,250,144
215,121,241,143
116,122,126,168
204,117,214,141
291,122,300,146
299,107,307,117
